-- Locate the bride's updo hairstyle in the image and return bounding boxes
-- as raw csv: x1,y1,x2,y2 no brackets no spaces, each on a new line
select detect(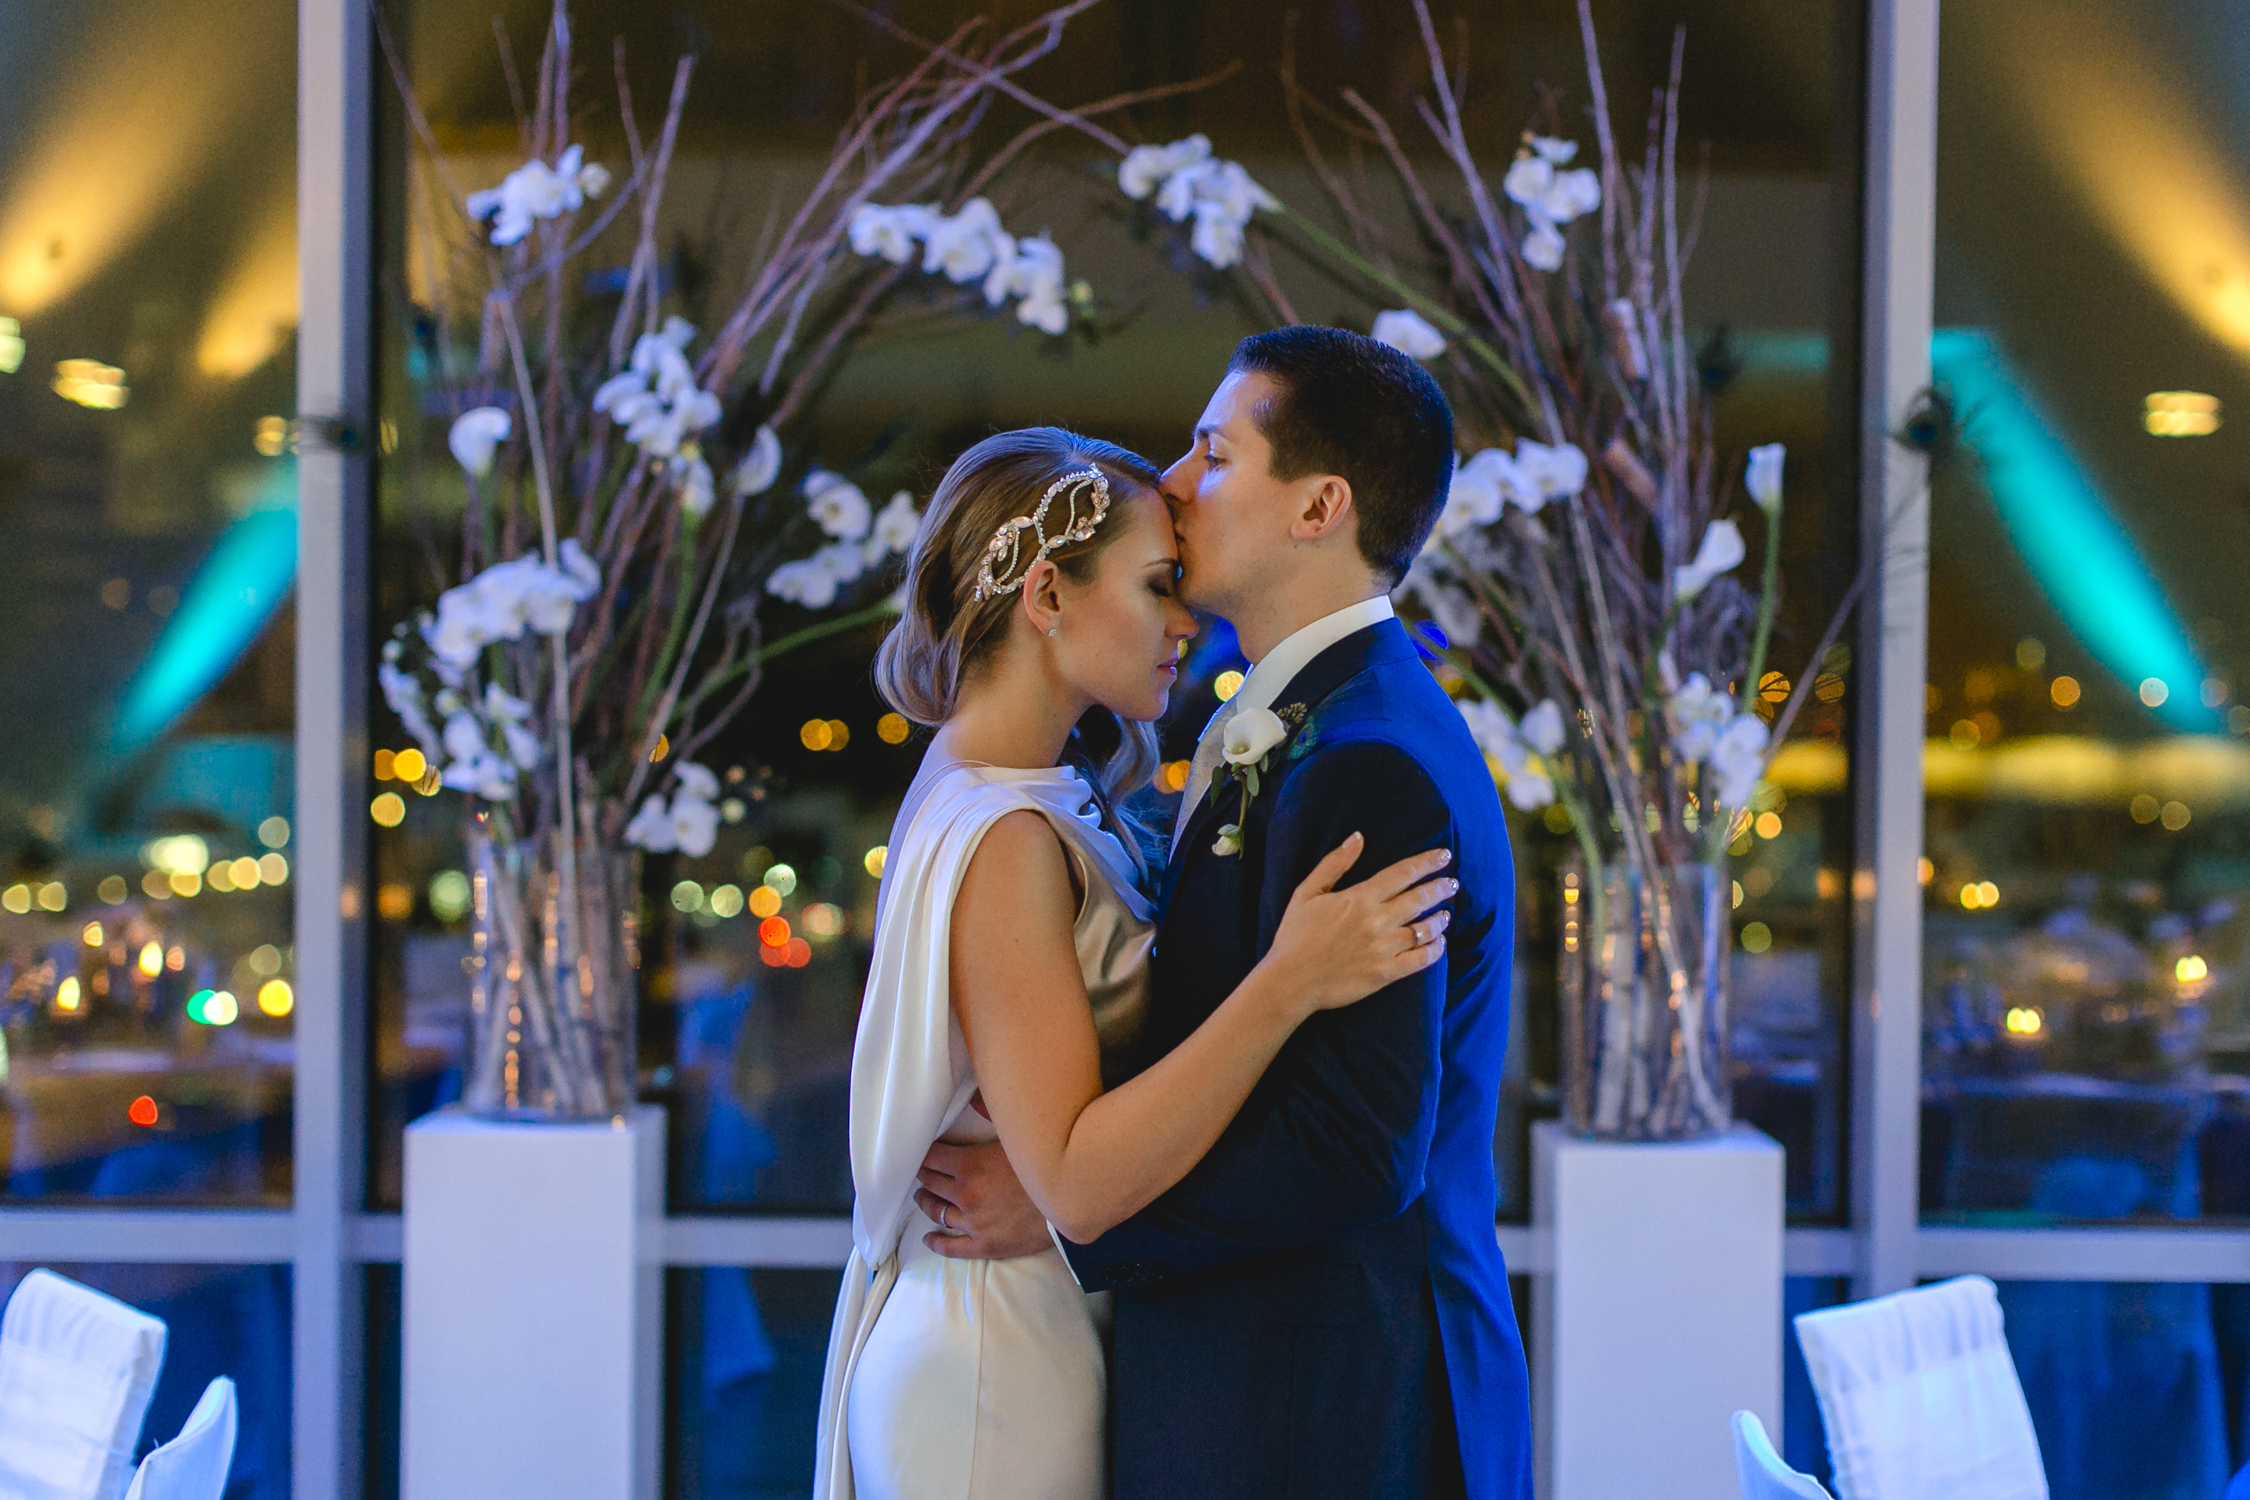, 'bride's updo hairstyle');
876,426,1165,812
